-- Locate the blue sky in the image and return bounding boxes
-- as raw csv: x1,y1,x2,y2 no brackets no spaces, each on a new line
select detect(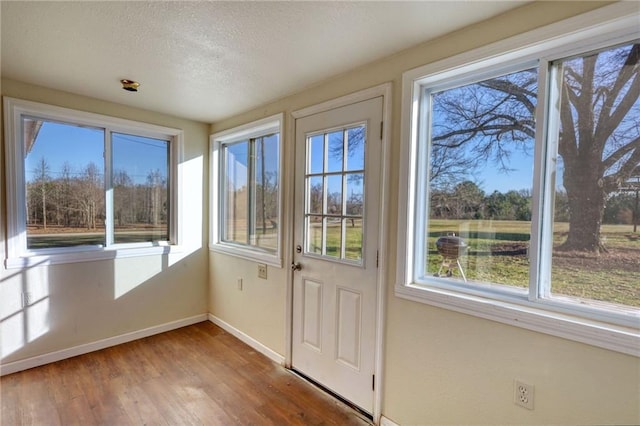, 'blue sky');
225,134,279,189
474,150,534,194
25,121,168,184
